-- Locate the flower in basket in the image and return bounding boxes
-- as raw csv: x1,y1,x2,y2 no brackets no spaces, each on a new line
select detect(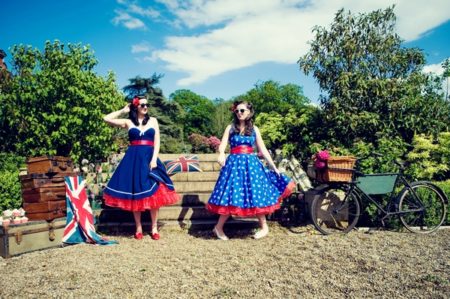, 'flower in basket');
316,150,330,161
313,150,330,169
